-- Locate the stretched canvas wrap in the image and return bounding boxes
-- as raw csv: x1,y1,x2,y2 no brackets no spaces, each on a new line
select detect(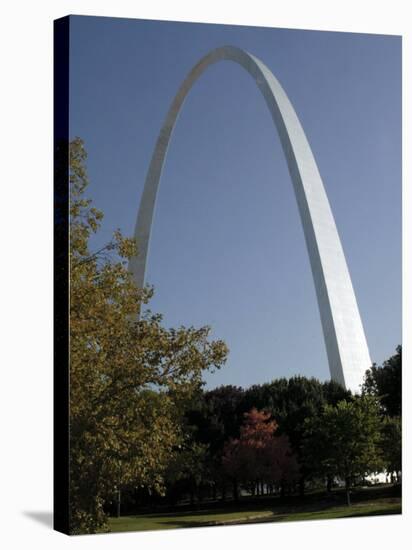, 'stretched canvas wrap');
54,15,402,535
